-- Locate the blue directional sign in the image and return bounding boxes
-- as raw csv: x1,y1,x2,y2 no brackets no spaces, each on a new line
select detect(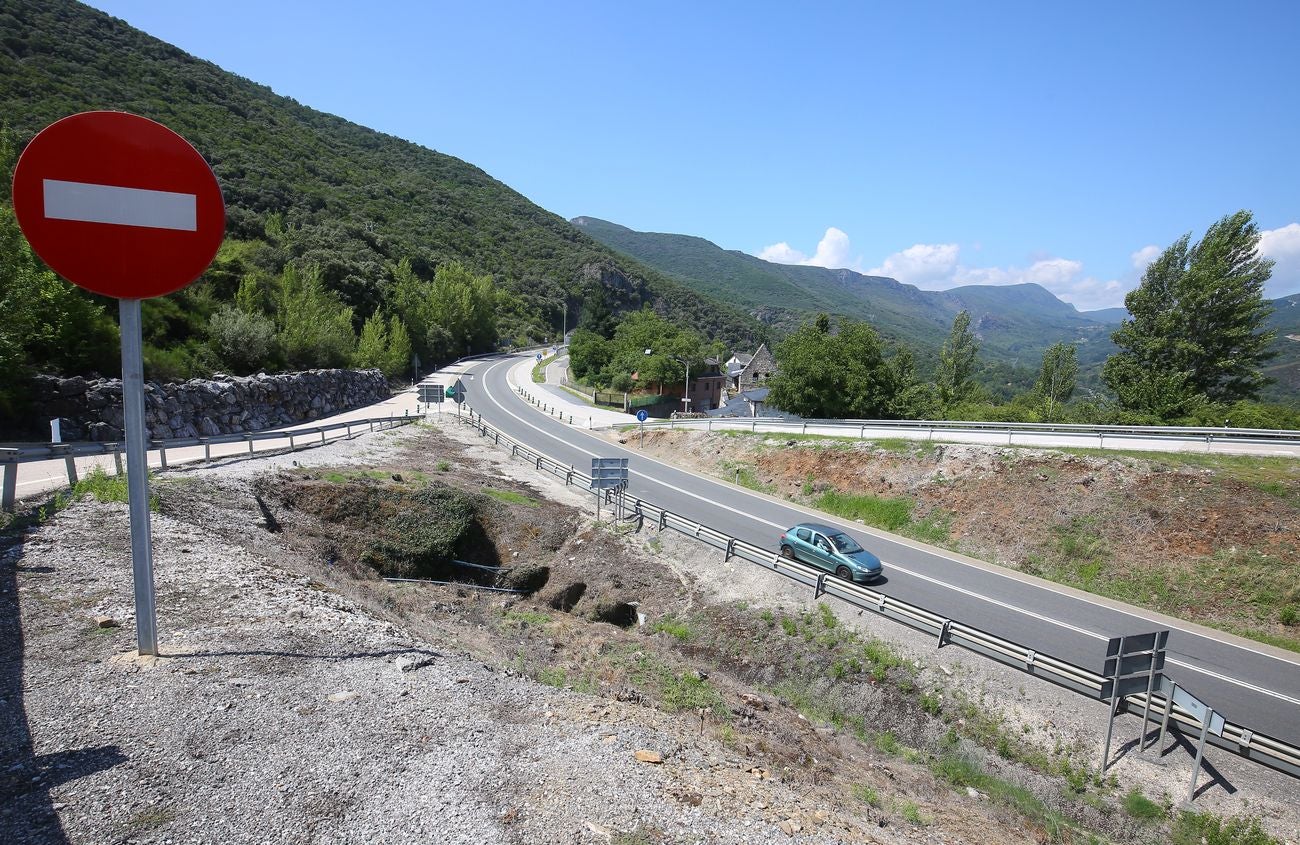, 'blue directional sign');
636,409,649,423
536,352,543,361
